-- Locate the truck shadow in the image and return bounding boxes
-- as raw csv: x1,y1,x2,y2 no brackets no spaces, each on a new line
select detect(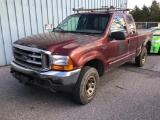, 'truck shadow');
148,53,160,56
9,61,135,106
14,83,79,106
99,61,136,86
